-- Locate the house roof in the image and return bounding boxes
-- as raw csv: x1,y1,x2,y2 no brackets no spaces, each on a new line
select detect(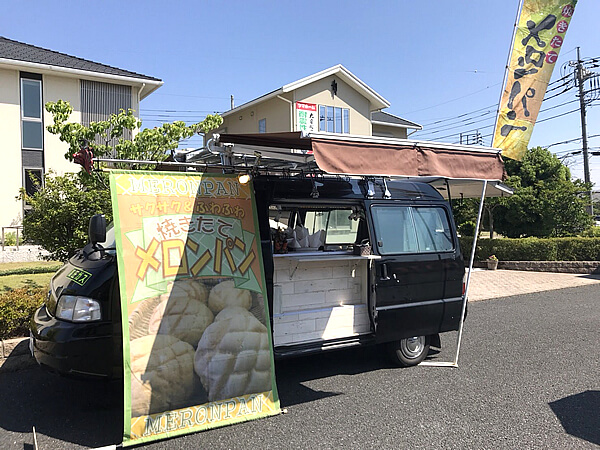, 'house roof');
371,110,422,130
223,64,390,117
0,36,162,98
